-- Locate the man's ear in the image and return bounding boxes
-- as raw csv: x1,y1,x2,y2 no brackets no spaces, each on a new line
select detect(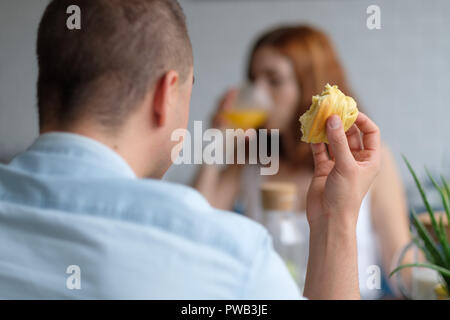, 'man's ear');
152,70,179,127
